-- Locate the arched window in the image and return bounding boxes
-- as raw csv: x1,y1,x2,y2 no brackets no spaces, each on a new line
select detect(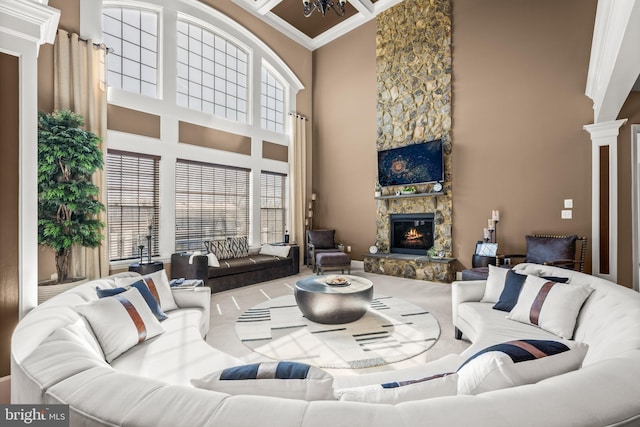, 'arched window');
102,6,158,97
97,0,303,263
176,19,248,123
261,65,286,133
